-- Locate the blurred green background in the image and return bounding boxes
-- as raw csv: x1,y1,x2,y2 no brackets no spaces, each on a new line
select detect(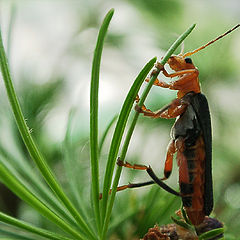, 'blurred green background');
0,0,240,239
